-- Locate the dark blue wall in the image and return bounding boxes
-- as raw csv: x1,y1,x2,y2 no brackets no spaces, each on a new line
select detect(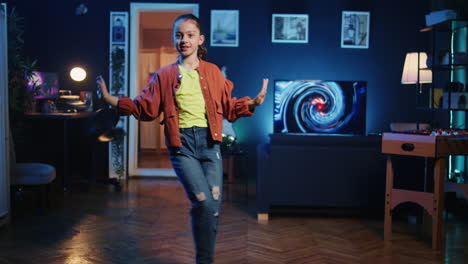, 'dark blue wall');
7,0,432,177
